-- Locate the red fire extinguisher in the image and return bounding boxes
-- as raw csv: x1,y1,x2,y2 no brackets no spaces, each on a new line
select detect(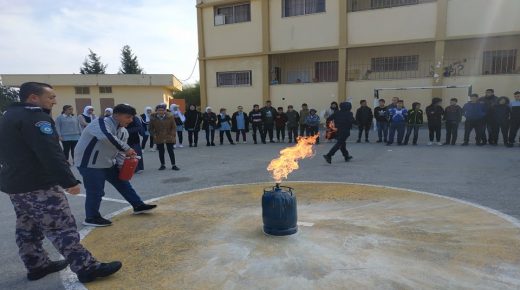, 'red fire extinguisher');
119,157,141,181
